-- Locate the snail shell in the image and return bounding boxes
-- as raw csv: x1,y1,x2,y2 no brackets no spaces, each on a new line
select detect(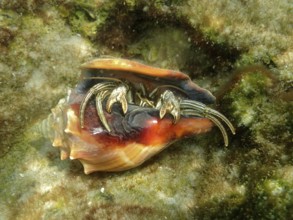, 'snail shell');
36,58,234,174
